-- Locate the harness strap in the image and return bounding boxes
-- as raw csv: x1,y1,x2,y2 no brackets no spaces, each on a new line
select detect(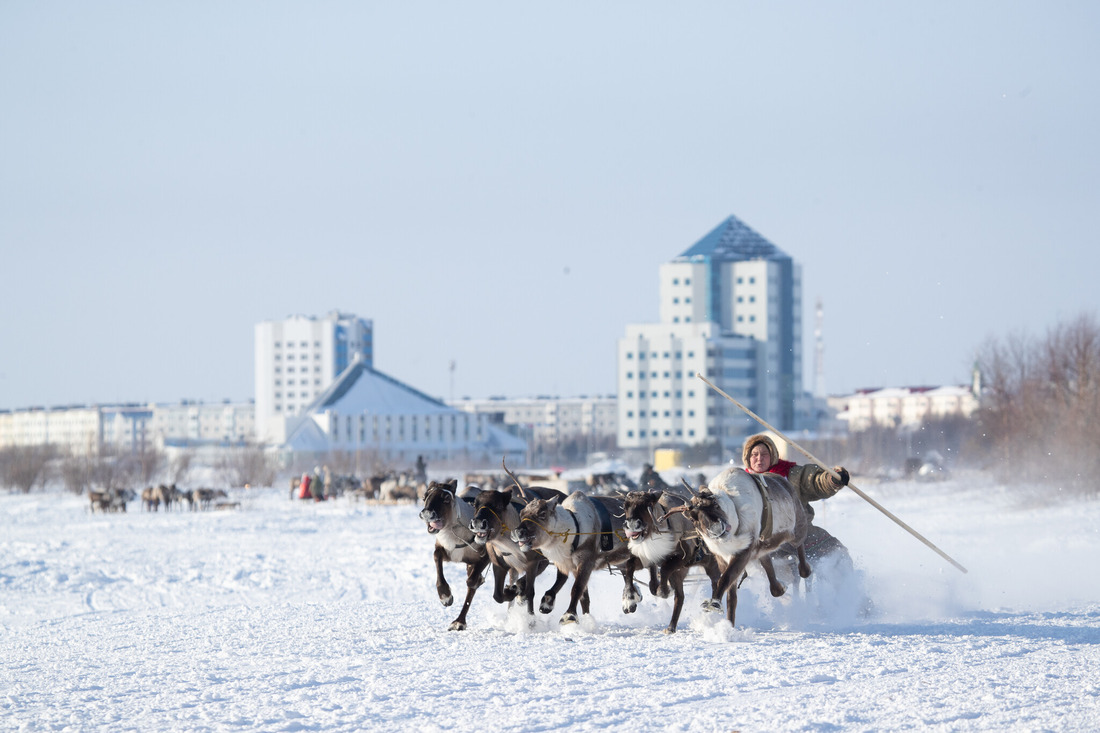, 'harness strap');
747,472,773,543
590,499,615,552
569,509,581,551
